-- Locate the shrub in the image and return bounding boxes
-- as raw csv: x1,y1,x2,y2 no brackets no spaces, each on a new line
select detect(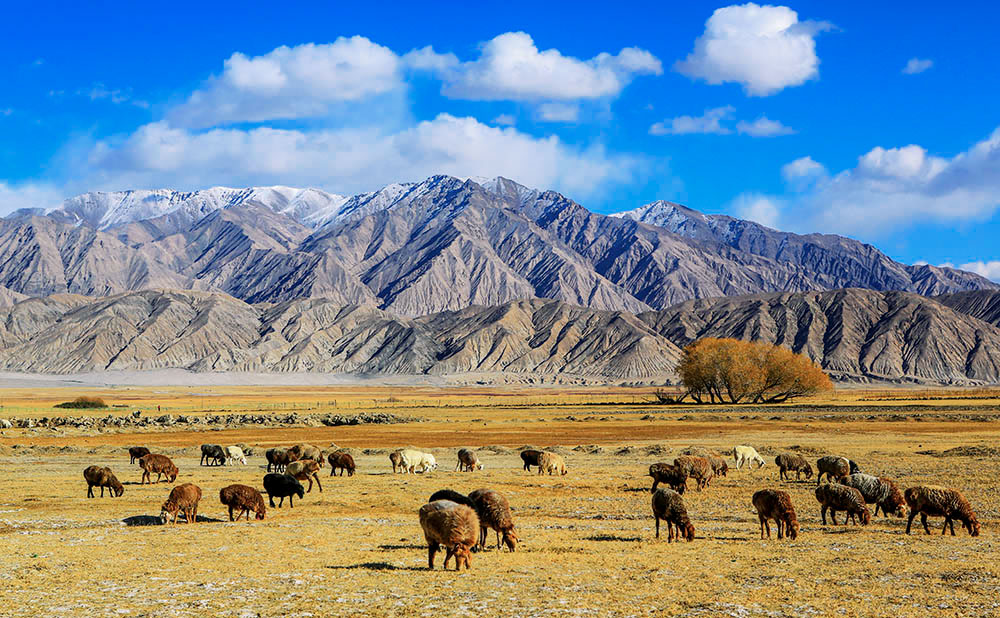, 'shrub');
54,396,108,409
